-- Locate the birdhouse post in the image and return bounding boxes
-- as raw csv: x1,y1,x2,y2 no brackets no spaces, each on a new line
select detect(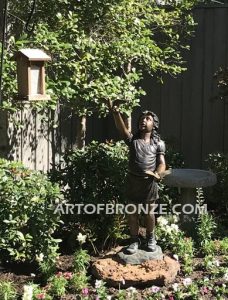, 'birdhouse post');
15,49,51,100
